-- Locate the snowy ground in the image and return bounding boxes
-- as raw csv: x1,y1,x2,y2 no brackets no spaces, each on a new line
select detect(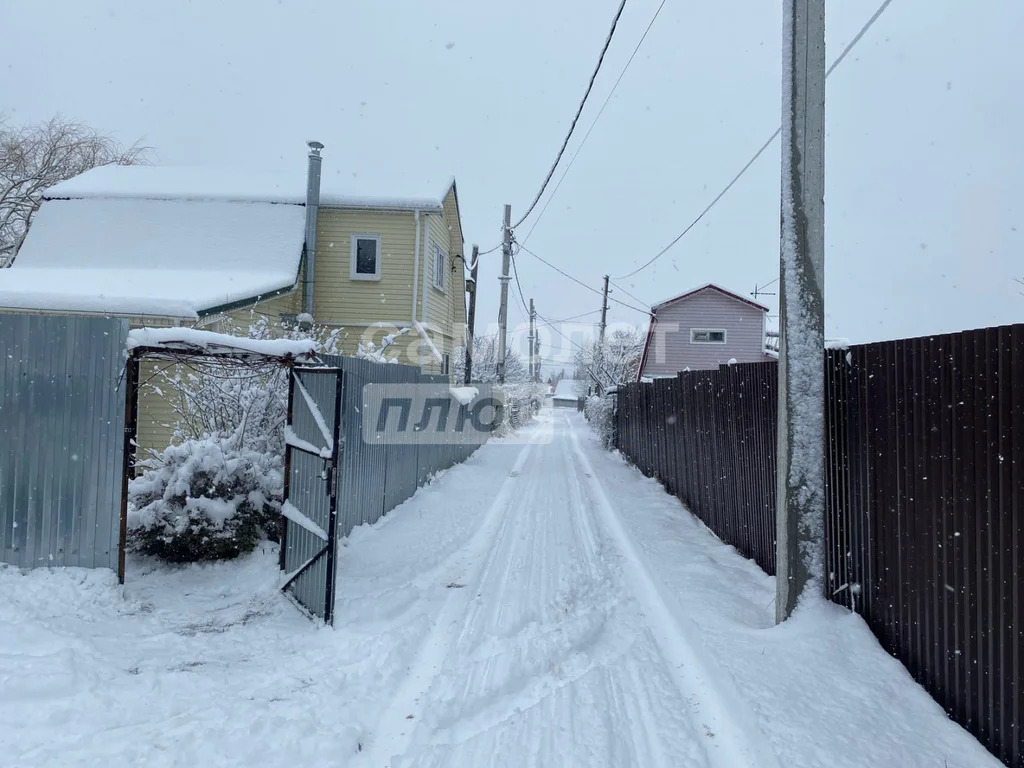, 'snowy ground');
0,411,1000,767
